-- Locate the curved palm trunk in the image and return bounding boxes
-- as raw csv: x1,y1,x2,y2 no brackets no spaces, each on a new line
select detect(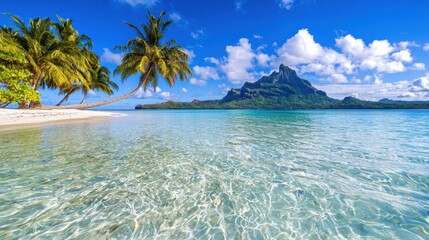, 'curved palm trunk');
41,68,152,110
46,83,143,109
56,89,75,106
80,92,87,104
